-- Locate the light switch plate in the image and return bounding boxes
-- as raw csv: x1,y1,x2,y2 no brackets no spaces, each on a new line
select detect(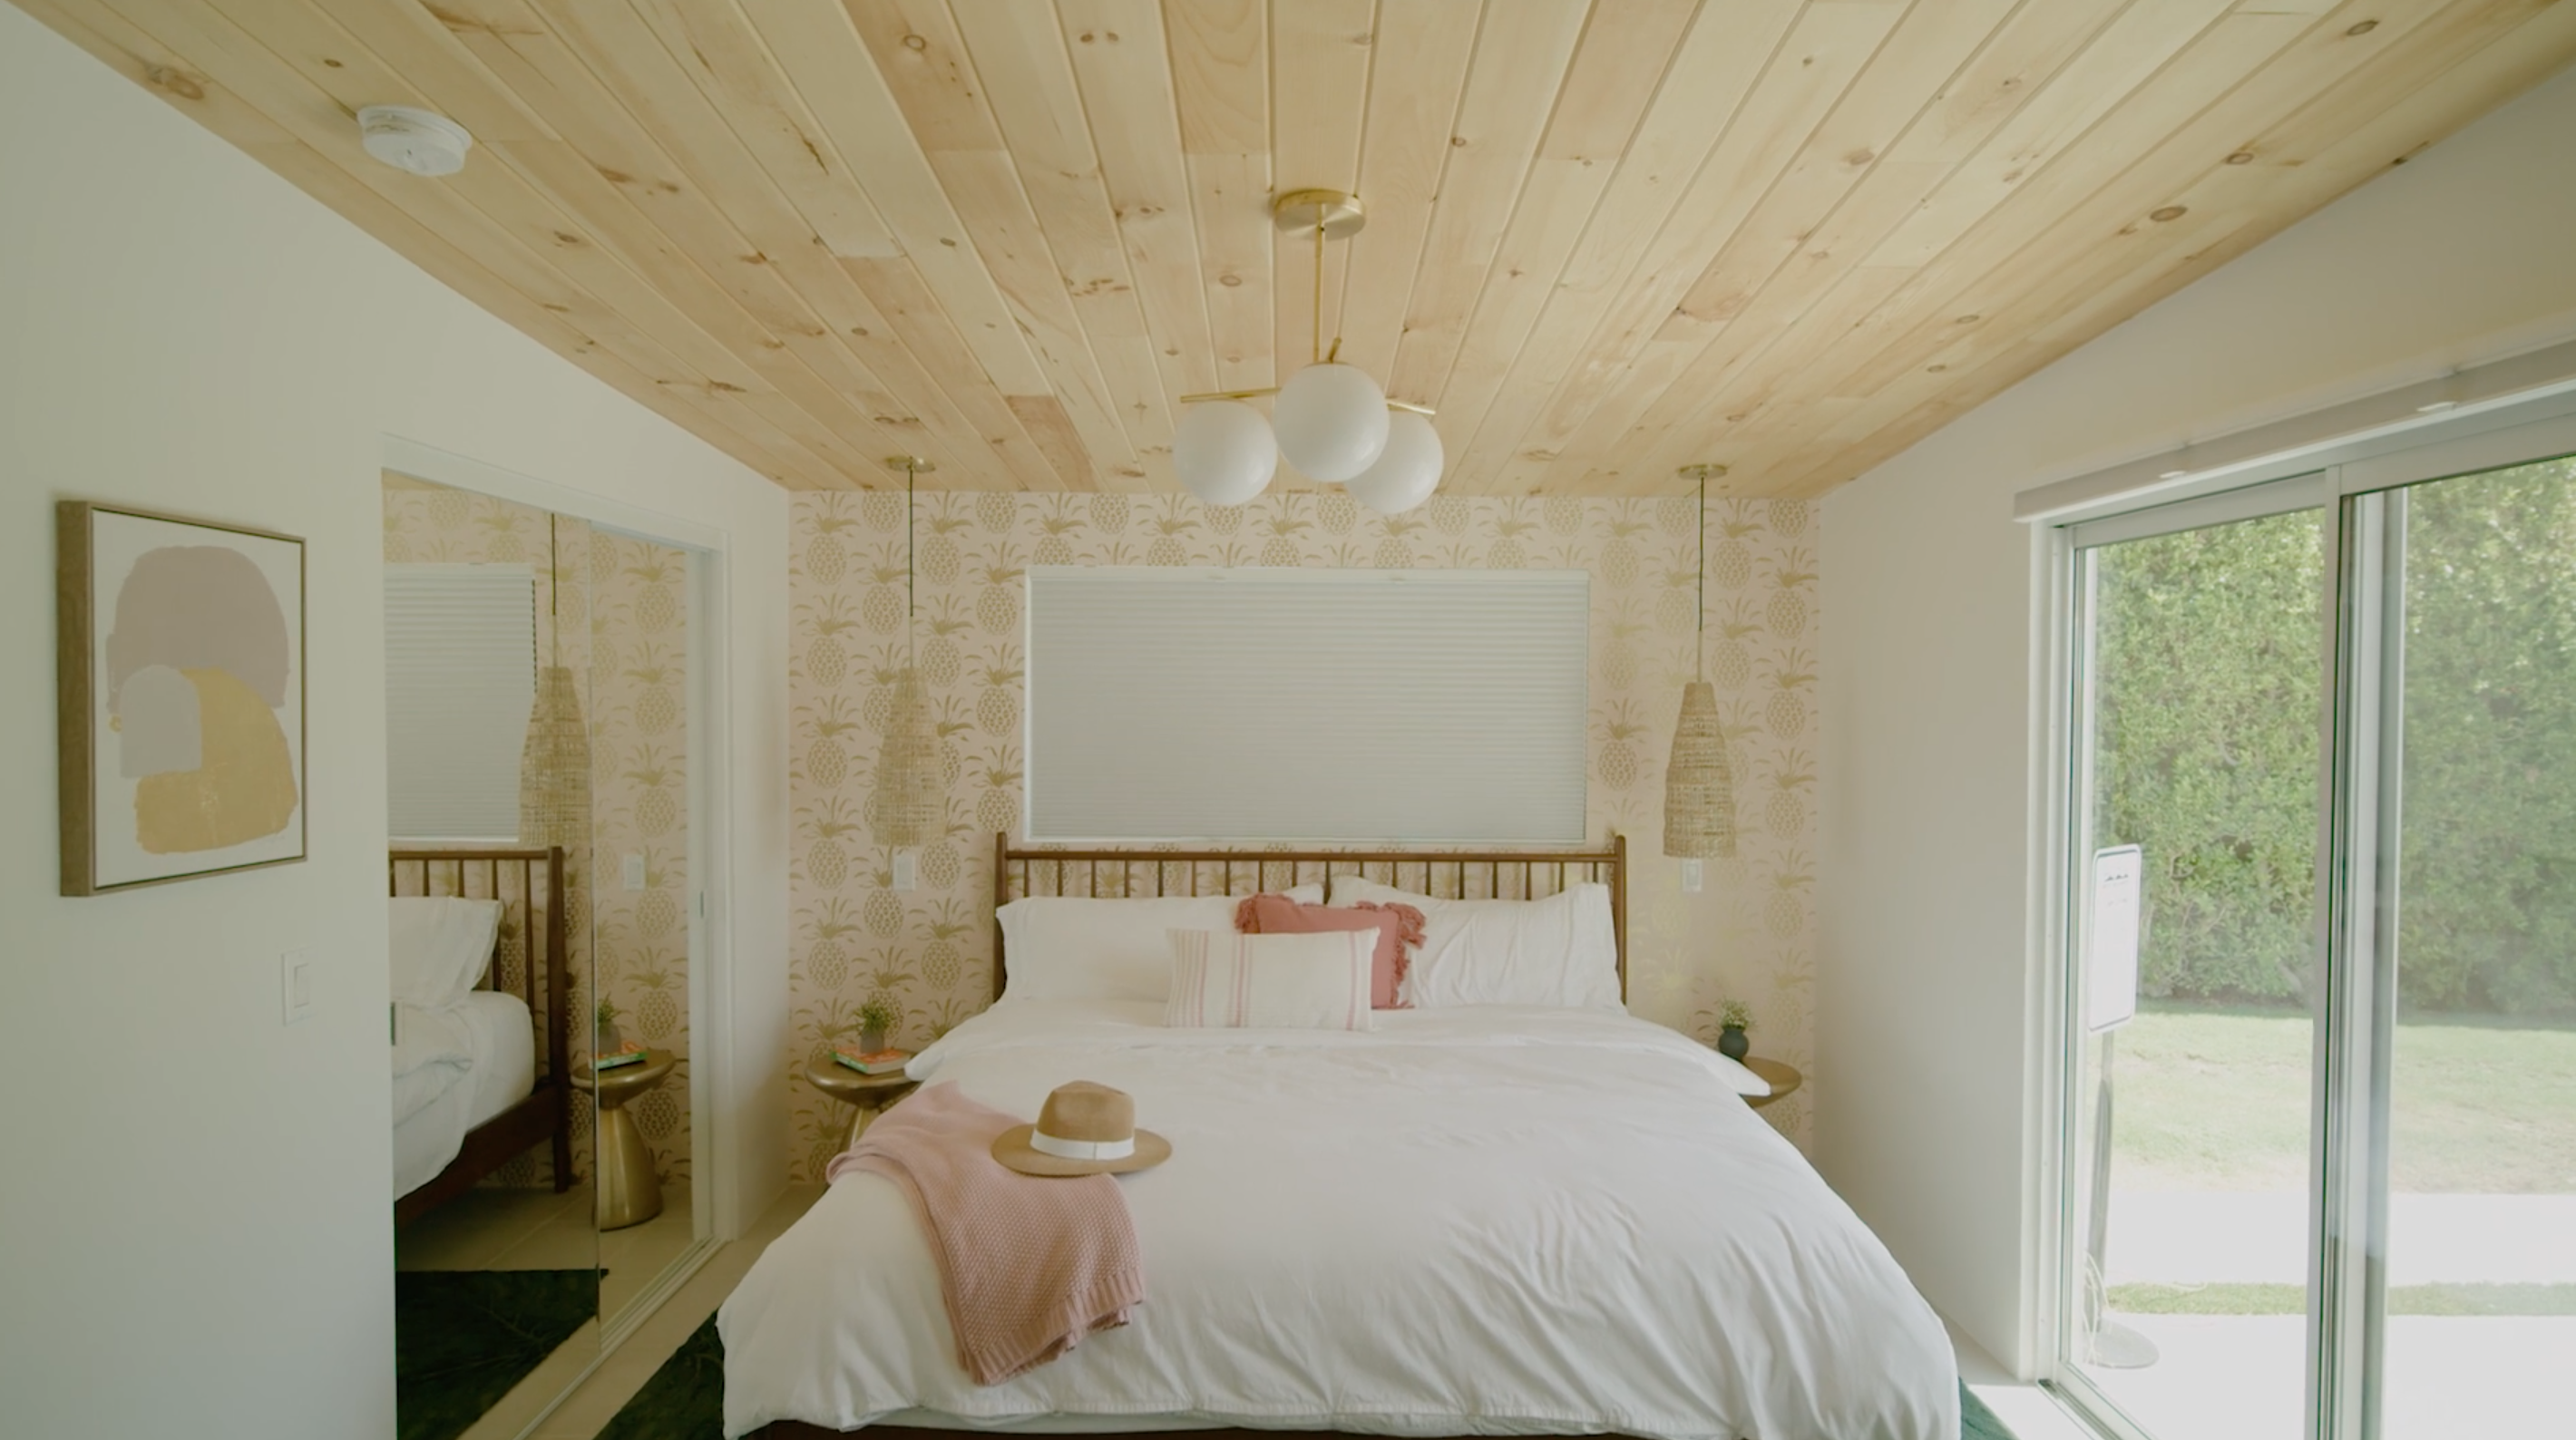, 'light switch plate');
1682,859,1704,894
281,949,314,1025
623,852,646,891
893,849,919,892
